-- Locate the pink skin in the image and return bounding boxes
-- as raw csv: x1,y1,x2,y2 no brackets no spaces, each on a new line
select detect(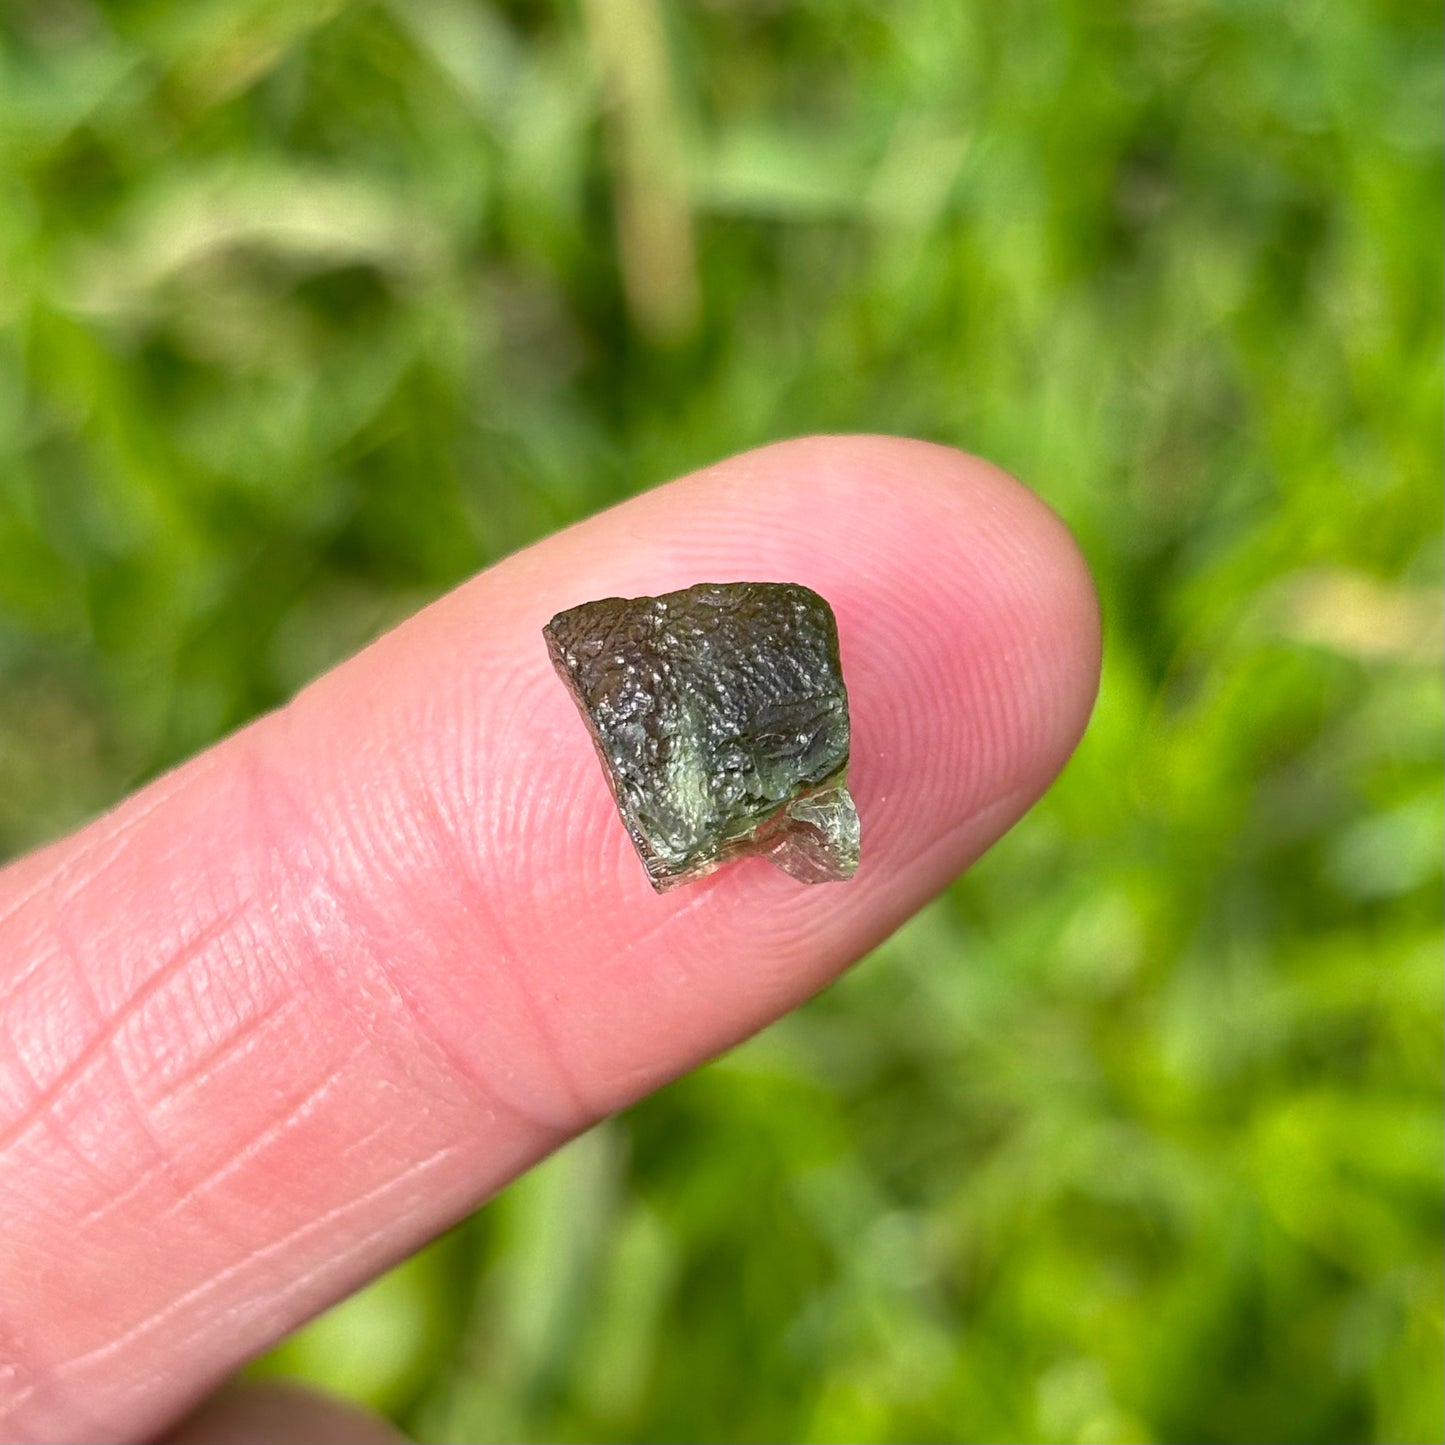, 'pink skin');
157,1382,406,1445
0,437,1100,1444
